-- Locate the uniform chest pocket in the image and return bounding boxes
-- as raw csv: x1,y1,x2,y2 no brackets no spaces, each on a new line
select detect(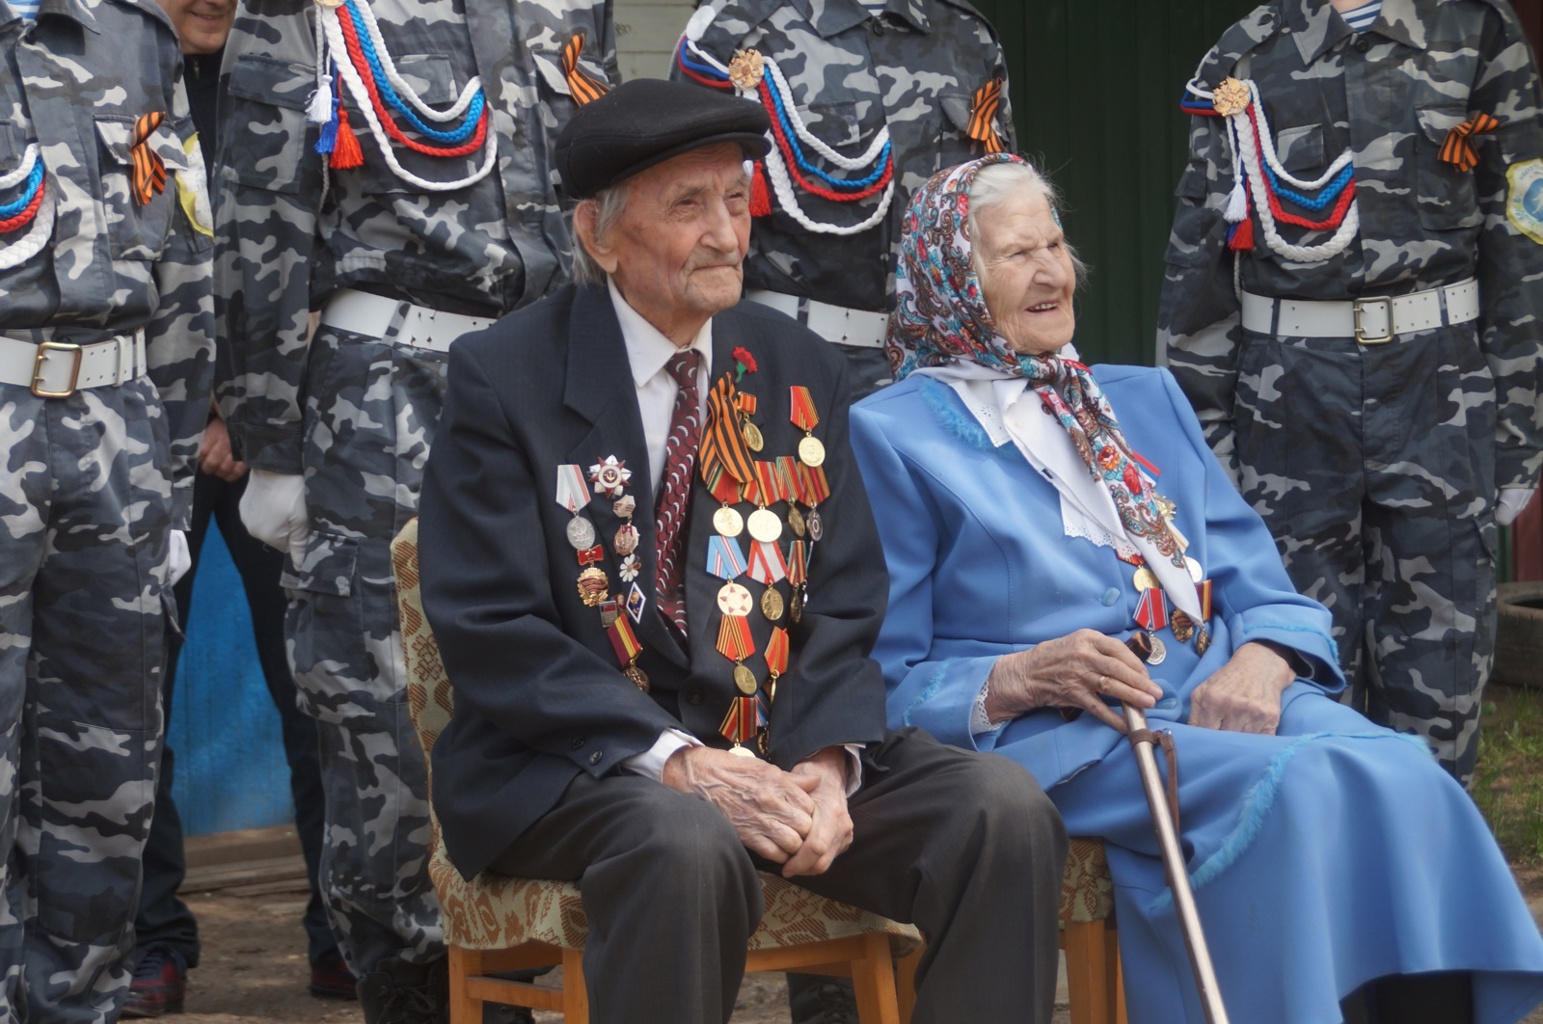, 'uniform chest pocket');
936,92,990,169
224,56,317,196
1415,105,1482,231
95,117,185,261
0,124,25,177
1274,124,1325,174
530,38,613,162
